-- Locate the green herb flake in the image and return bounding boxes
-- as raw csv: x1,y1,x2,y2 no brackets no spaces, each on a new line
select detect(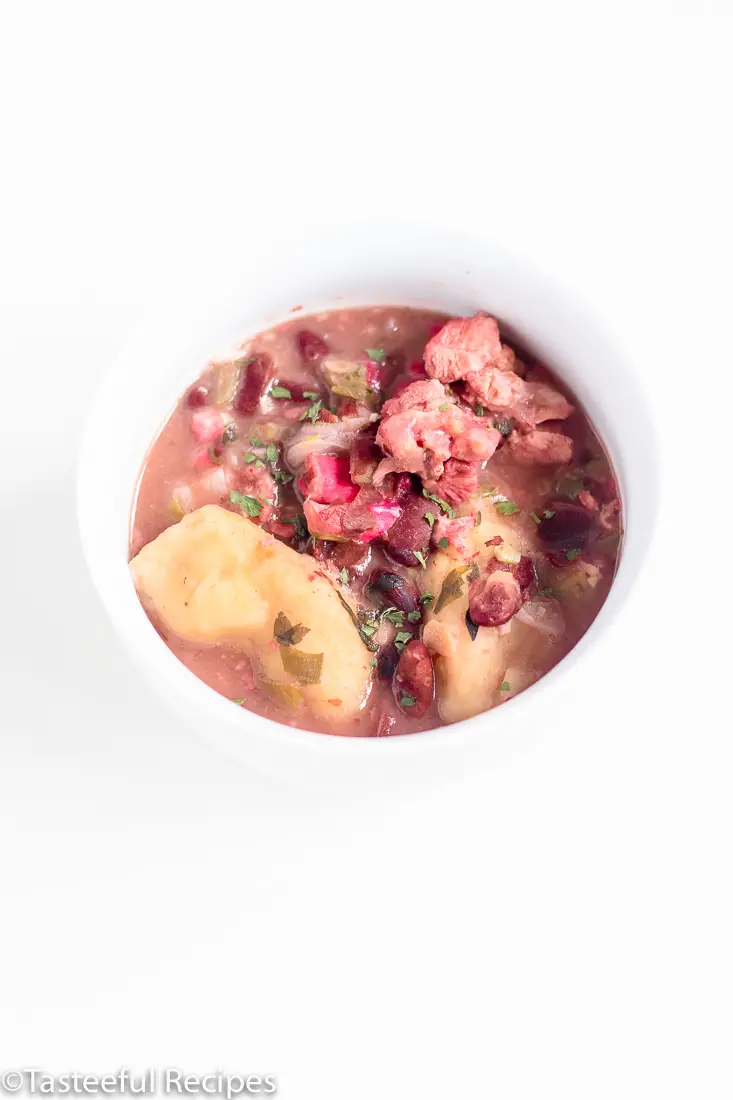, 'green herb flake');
493,417,515,438
413,549,428,570
394,631,412,651
539,587,561,597
369,658,378,669
335,591,380,651
399,692,416,708
300,398,323,424
249,436,263,447
280,645,323,685
221,423,238,445
273,611,311,647
383,608,405,626
283,514,308,540
425,511,436,528
436,537,450,550
494,500,520,516
302,391,320,400
439,402,448,411
339,567,349,585
365,348,386,362
422,488,455,518
474,404,485,417
434,565,469,615
500,681,511,692
543,509,555,519
265,443,278,464
407,610,421,622
274,469,295,485
475,511,482,527
229,491,263,518
232,698,245,706
566,548,582,561
243,451,265,467
360,623,376,637
530,511,541,524
270,386,292,399
420,593,434,607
